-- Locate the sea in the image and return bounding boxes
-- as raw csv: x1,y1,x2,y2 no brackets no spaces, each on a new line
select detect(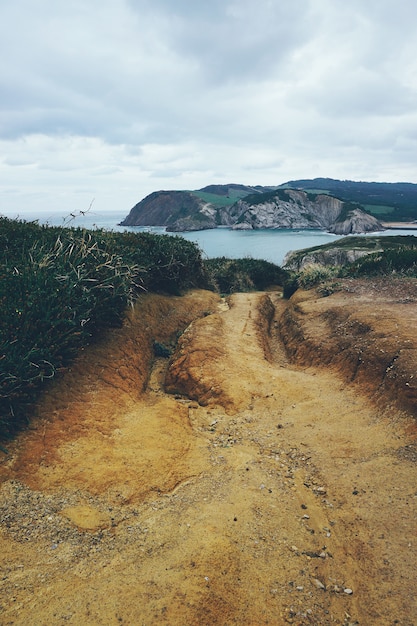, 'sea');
3,208,417,267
